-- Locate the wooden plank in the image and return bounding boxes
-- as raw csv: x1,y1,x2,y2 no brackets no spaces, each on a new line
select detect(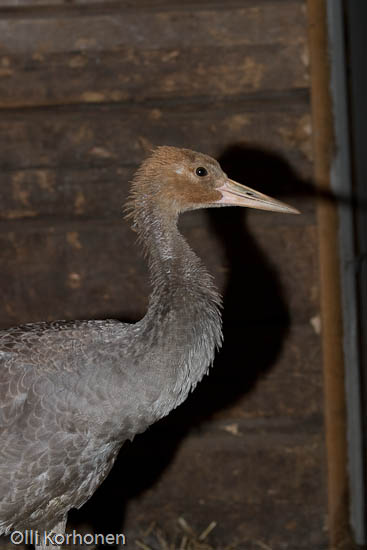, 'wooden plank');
0,164,313,223
0,0,305,8
0,166,131,221
249,223,320,320
307,0,350,546
187,220,319,322
0,103,312,172
0,46,309,109
207,323,323,421
155,321,323,431
0,102,316,326
0,2,309,107
0,220,148,326
0,2,307,46
113,428,327,549
0,7,308,58
0,220,318,327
